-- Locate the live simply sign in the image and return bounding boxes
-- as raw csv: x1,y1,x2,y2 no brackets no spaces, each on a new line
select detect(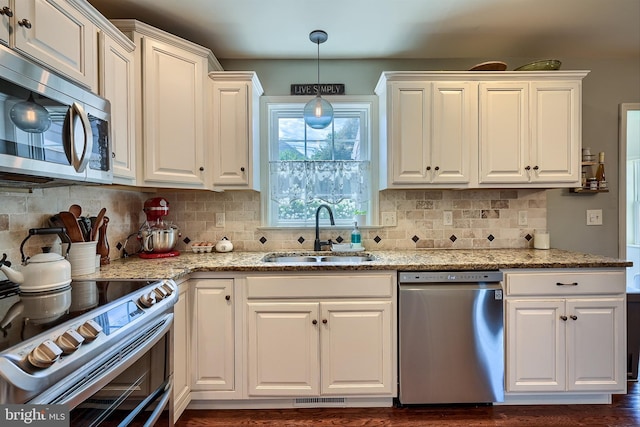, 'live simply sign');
291,83,345,95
